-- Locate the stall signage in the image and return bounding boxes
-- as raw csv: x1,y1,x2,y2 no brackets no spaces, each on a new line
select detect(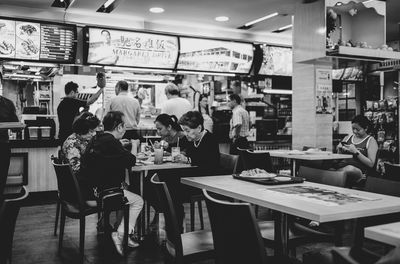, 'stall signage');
259,45,292,76
315,68,333,114
0,18,76,63
177,37,254,74
86,28,179,69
